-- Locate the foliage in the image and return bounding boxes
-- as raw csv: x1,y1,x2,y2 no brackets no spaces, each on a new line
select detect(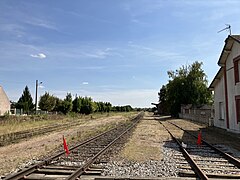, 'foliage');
53,97,63,112
15,87,134,115
15,86,34,114
158,85,169,114
61,93,73,114
39,92,56,112
72,96,82,113
95,101,112,112
158,61,212,117
112,105,133,112
80,97,94,115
